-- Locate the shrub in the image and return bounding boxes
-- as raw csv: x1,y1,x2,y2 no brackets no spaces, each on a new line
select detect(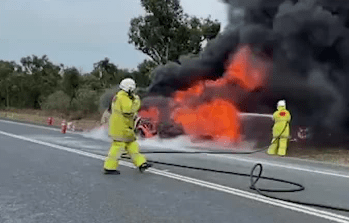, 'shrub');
71,89,99,114
42,90,70,114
